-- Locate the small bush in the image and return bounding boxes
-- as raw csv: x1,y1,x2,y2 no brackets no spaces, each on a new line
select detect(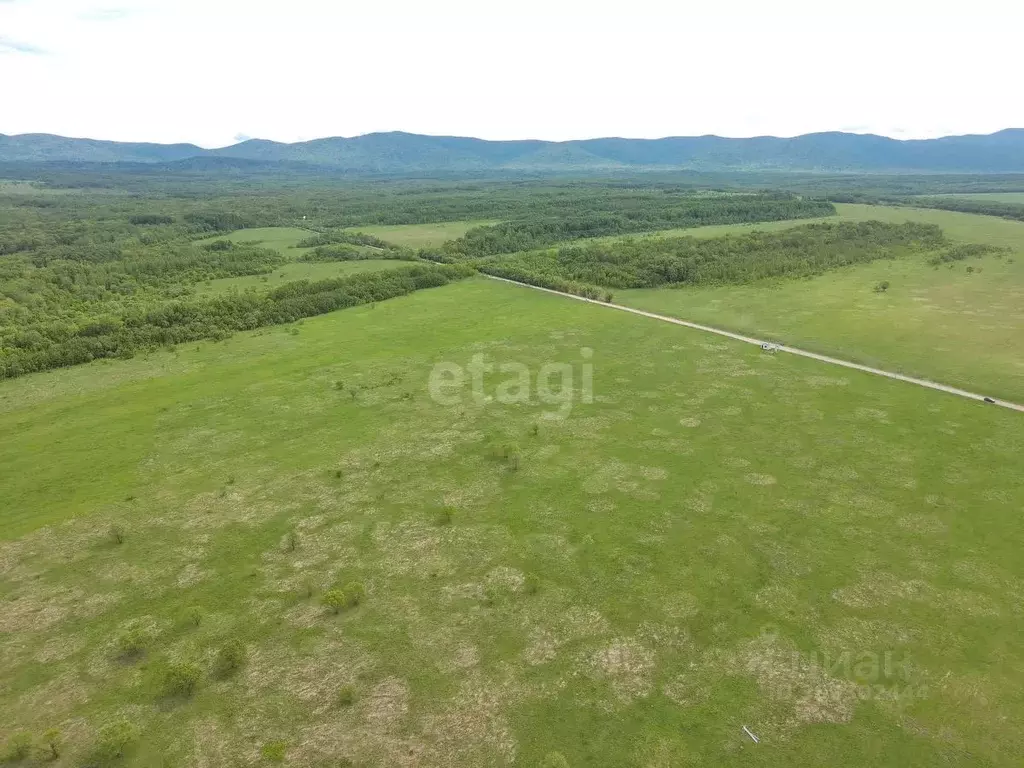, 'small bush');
604,292,614,303
541,751,571,768
109,524,125,545
524,575,540,596
94,719,139,762
337,684,356,706
216,639,247,676
160,660,202,698
435,507,455,526
260,741,287,762
3,731,32,762
322,589,346,614
42,728,61,760
116,624,150,660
